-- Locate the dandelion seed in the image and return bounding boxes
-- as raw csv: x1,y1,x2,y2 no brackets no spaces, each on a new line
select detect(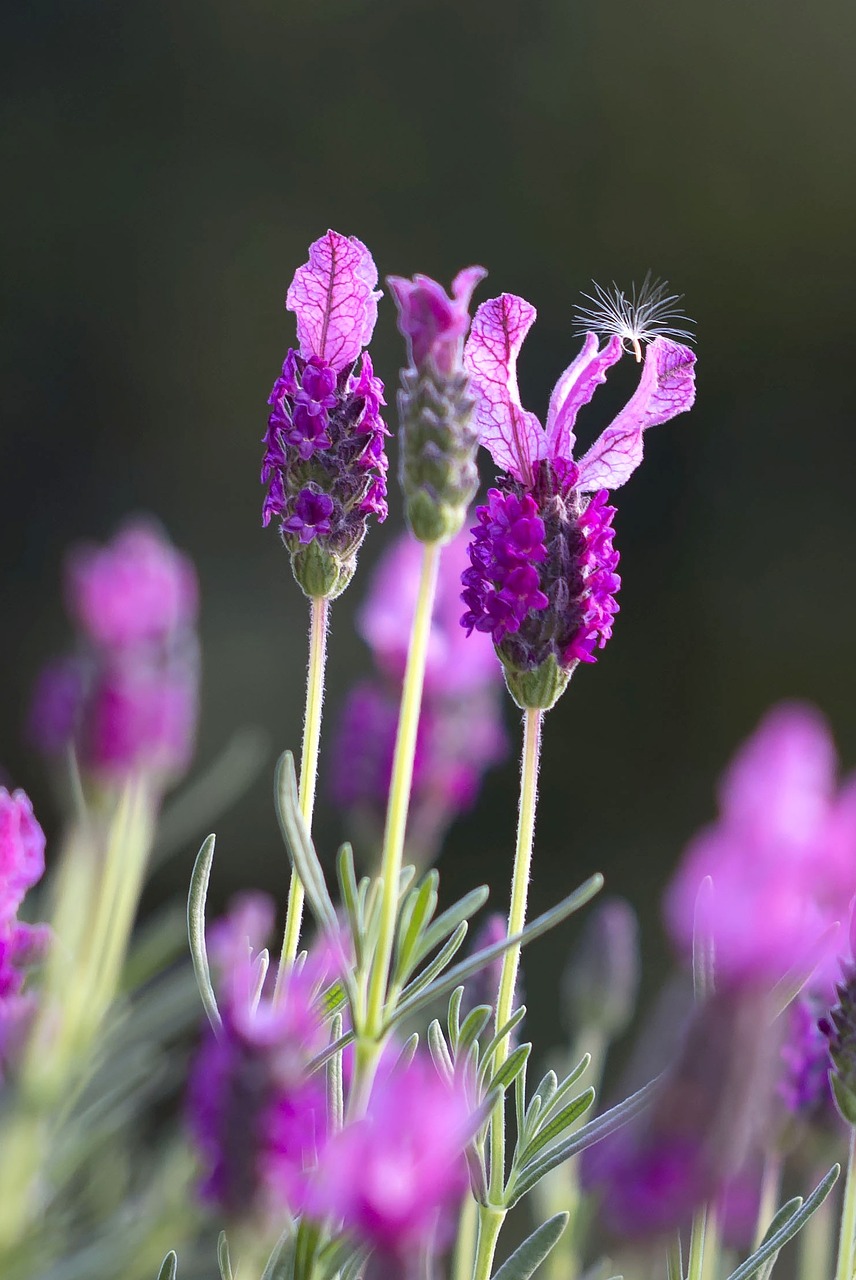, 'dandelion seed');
573,273,695,362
